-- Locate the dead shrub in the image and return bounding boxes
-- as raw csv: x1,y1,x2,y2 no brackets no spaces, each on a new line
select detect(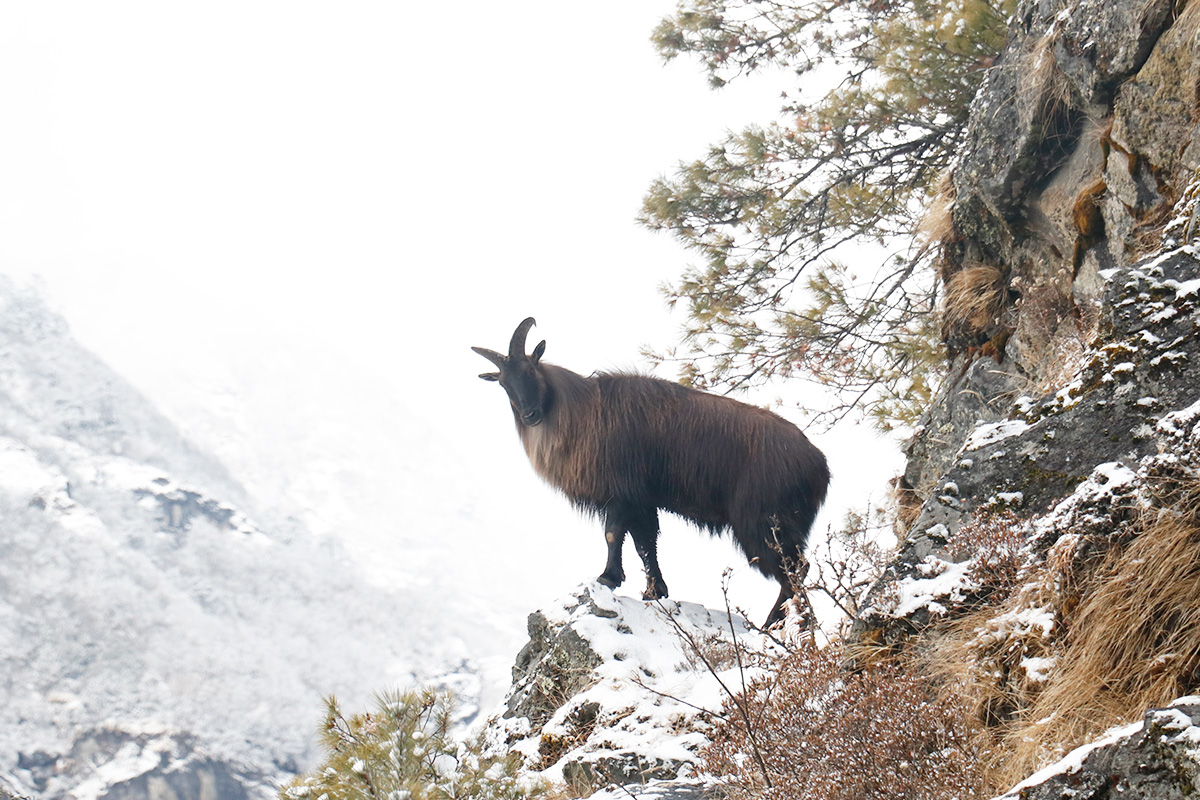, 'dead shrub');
704,641,991,800
803,503,896,631
946,511,1028,601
